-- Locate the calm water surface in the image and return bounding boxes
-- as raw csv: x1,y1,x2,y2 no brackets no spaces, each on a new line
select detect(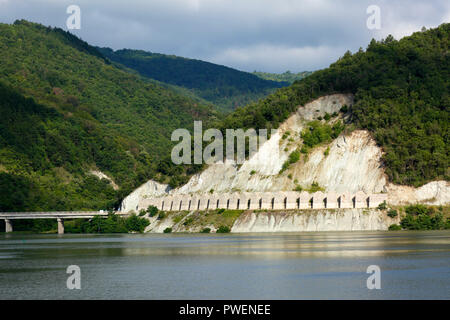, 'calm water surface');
0,231,449,299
